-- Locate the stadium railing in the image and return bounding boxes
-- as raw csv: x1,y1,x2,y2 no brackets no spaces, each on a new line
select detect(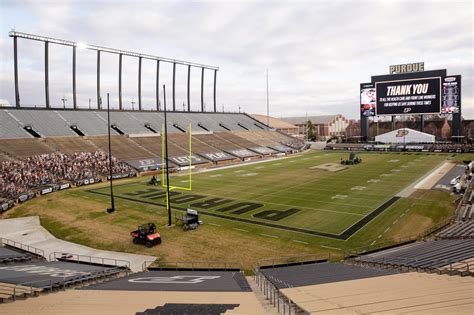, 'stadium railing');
252,254,330,315
0,237,45,259
49,252,131,270
142,260,243,272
